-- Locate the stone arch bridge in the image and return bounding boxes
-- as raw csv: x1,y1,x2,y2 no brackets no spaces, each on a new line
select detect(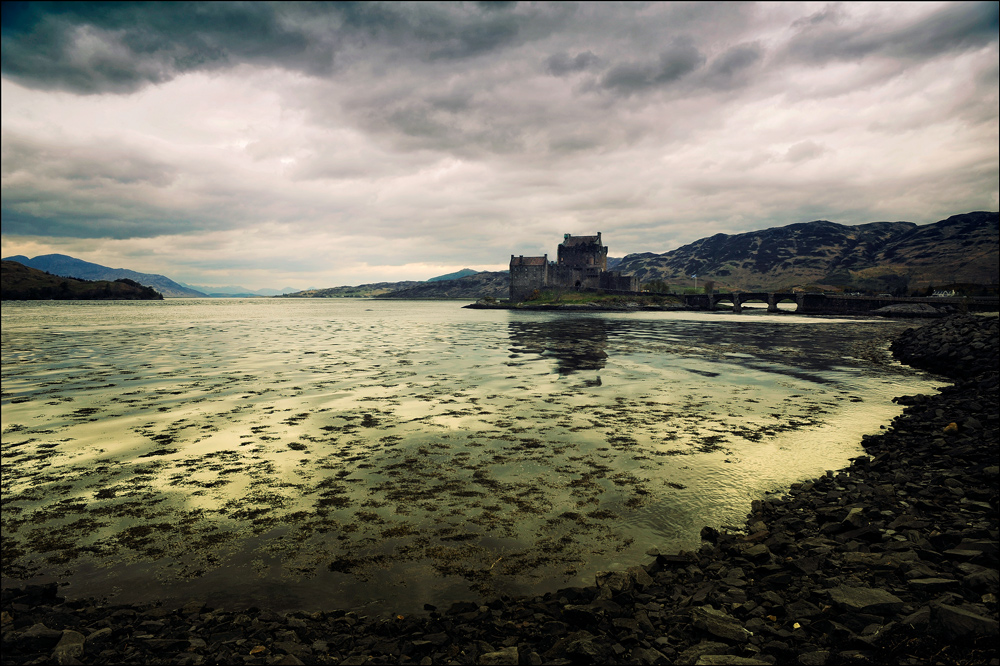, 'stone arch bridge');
684,292,795,313
680,292,998,314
